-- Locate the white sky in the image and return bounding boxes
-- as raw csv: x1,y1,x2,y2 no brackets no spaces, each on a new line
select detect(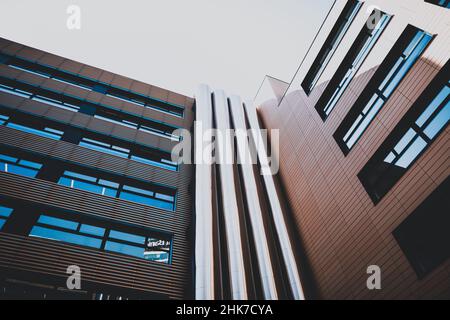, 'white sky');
0,0,334,99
